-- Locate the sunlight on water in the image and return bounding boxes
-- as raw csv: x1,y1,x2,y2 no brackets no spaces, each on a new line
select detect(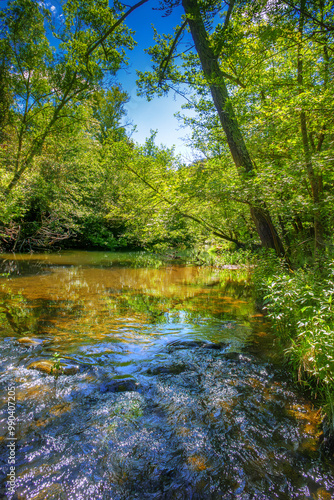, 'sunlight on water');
0,251,253,361
0,251,333,499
